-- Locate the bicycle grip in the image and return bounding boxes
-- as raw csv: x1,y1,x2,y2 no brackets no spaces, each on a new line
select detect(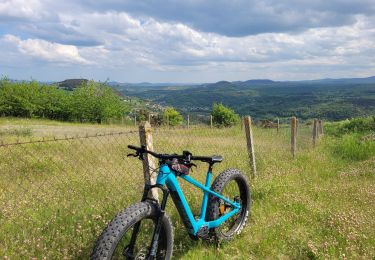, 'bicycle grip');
128,145,139,150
